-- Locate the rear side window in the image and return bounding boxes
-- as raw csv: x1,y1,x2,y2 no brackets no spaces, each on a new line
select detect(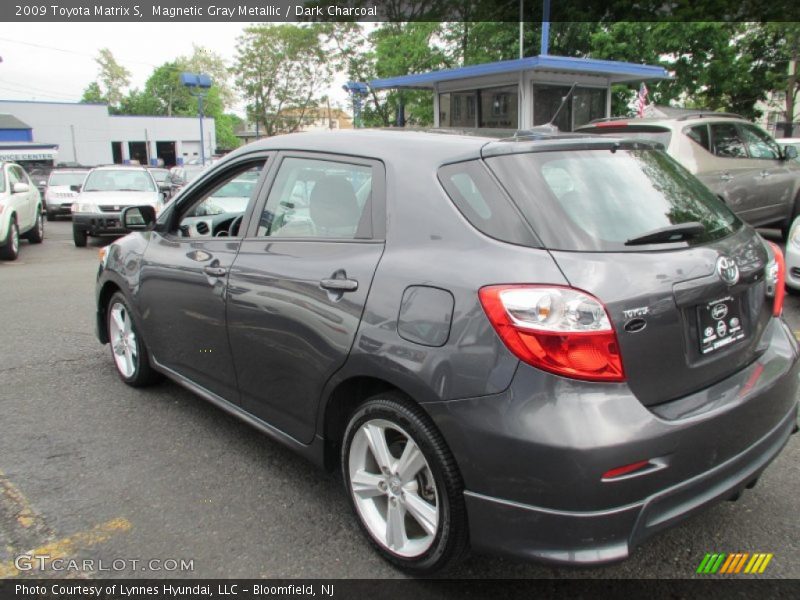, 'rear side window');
710,123,747,158
0,167,5,193
487,149,742,252
686,125,710,151
438,160,538,247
